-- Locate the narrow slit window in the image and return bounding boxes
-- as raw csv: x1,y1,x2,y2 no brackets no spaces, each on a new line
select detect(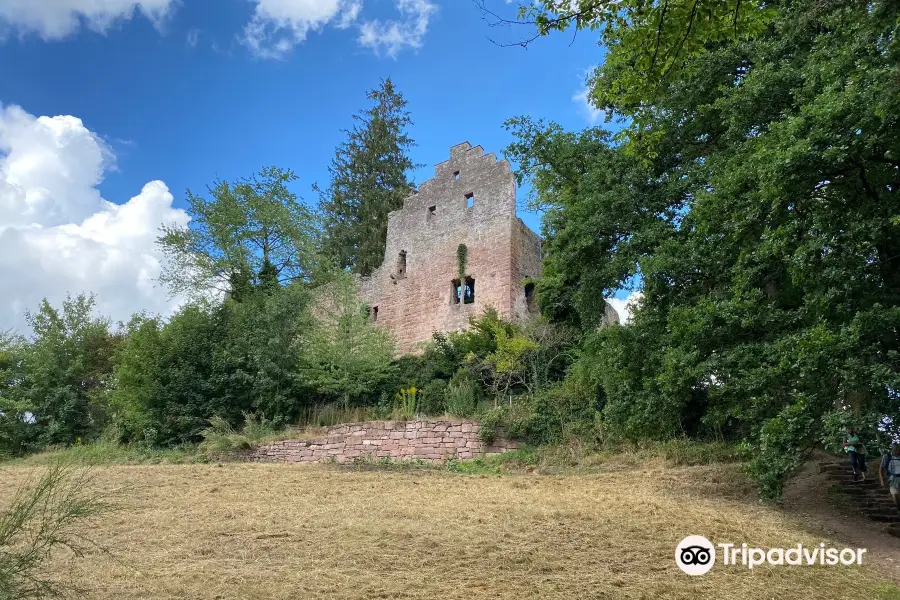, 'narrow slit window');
453,170,460,180
427,205,436,221
451,279,461,305
465,192,475,209
371,306,379,322
396,250,407,279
